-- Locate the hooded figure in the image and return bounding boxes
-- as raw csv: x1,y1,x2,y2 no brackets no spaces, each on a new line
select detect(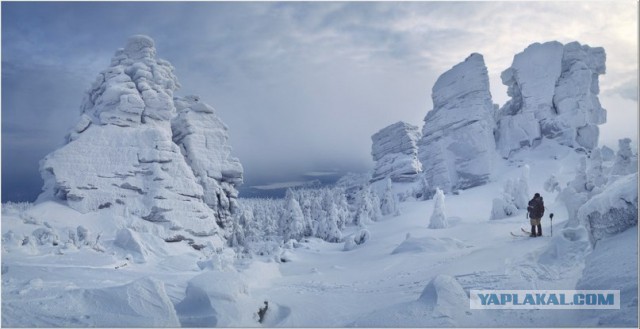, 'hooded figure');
527,193,544,237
